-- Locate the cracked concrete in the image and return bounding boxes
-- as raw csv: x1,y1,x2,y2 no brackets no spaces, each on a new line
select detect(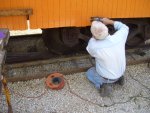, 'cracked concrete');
0,64,150,113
